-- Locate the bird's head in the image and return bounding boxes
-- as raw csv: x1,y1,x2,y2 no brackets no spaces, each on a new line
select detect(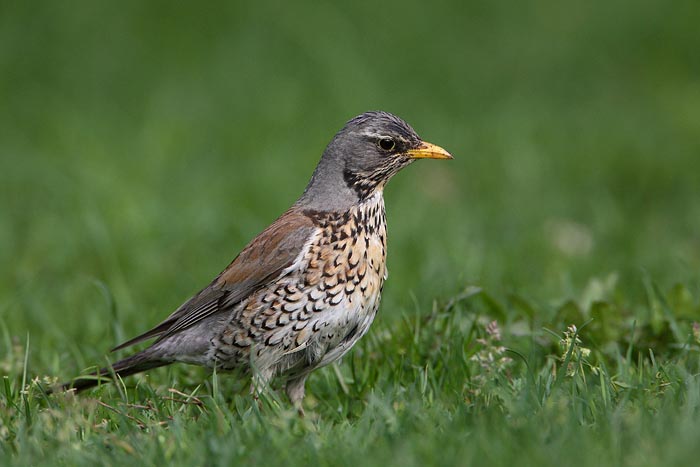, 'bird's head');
299,111,453,210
